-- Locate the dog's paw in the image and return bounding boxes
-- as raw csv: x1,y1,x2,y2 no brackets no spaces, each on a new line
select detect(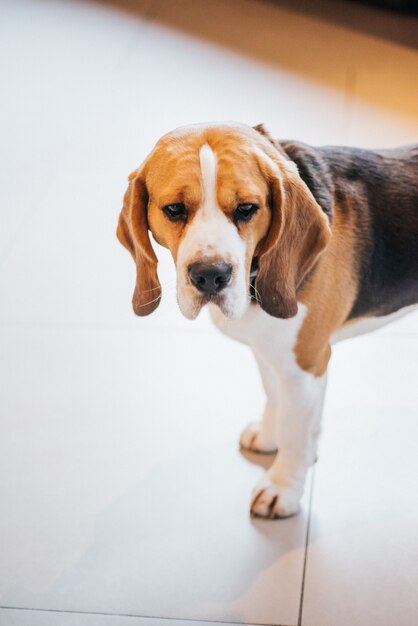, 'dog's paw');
239,422,278,454
250,478,301,519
